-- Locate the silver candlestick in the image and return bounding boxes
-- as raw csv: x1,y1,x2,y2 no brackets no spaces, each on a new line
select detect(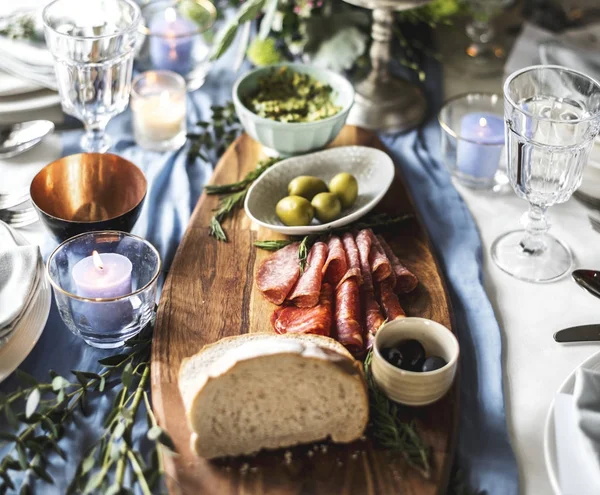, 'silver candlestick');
343,0,432,133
